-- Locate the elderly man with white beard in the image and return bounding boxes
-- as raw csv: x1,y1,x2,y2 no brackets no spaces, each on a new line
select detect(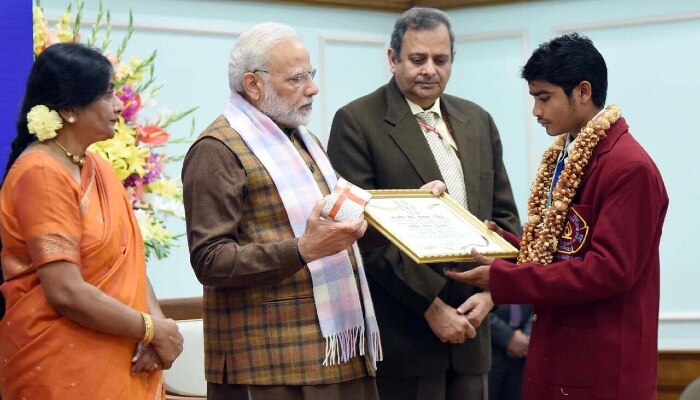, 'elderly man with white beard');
181,22,382,400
